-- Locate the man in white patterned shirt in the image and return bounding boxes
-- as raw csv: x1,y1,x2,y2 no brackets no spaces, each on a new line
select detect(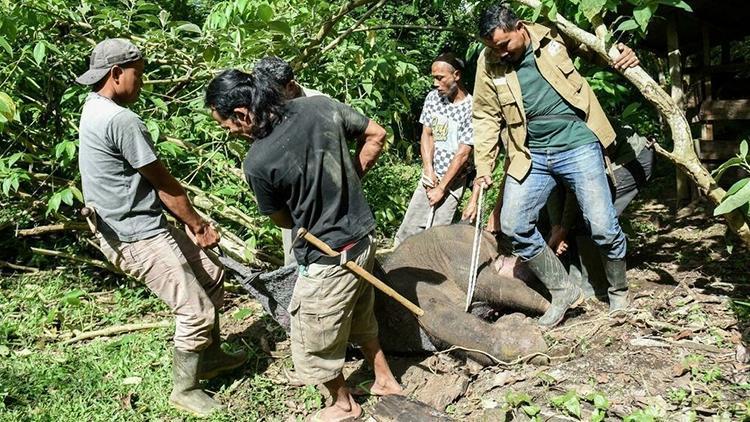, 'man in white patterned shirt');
394,52,474,246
